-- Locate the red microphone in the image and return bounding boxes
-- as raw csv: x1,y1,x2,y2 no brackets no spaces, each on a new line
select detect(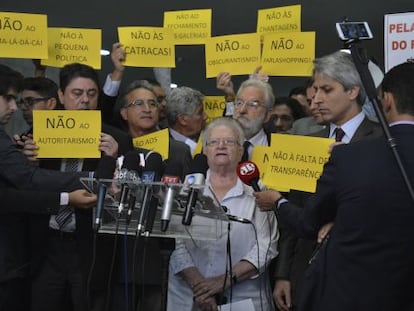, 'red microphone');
237,161,261,192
